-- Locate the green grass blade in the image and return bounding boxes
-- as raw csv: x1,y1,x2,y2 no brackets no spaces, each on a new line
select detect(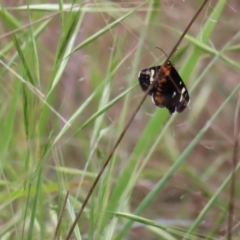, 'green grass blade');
180,0,227,80
0,6,20,29
47,6,84,95
26,168,42,240
0,80,21,155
